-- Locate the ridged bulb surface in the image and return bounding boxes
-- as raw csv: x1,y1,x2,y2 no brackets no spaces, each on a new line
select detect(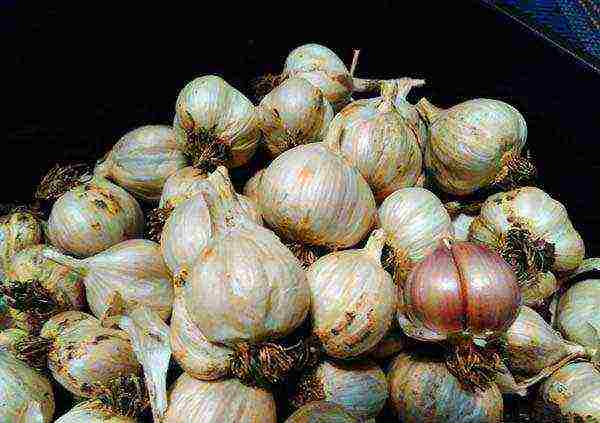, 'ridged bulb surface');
285,402,358,422
555,279,600,349
55,400,135,423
